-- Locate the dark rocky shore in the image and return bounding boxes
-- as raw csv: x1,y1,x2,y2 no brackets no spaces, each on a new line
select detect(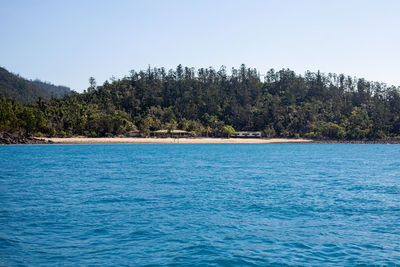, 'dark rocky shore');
0,132,53,145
